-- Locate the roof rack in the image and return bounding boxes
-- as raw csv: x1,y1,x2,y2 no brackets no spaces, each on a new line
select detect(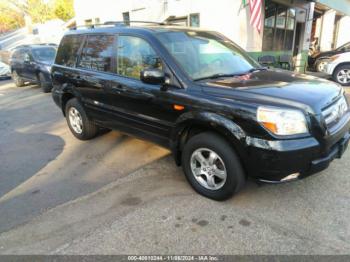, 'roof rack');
14,43,58,49
69,20,177,30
